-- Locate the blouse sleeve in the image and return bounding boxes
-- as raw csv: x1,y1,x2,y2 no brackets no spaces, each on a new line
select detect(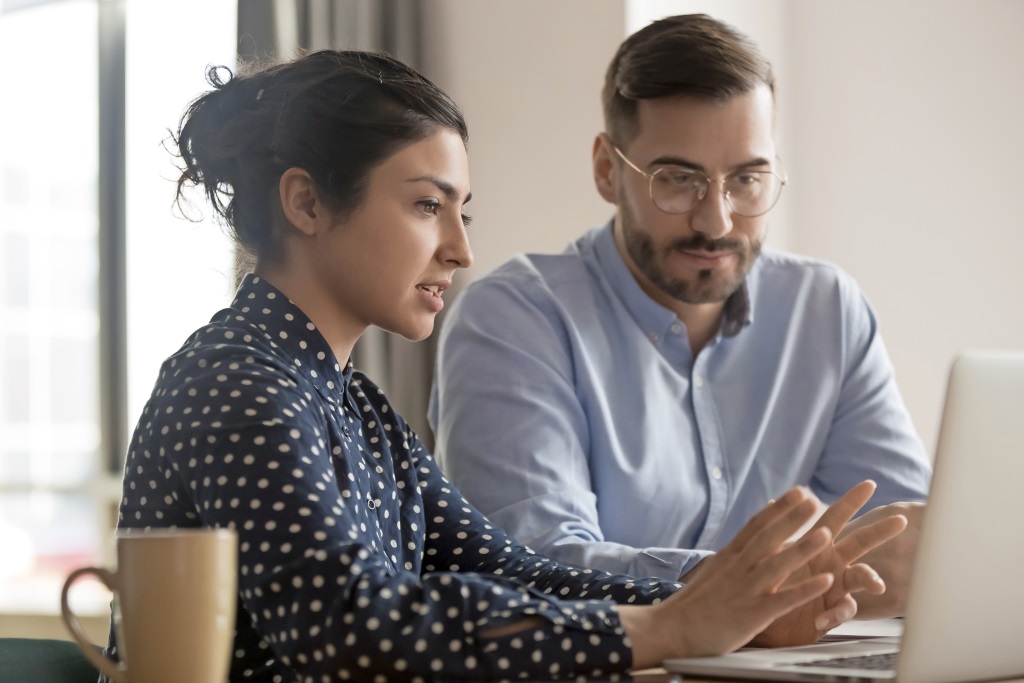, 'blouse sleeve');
131,348,678,682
